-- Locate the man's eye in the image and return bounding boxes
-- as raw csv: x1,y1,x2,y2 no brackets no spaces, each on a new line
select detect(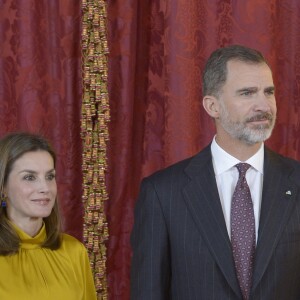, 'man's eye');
265,90,274,96
241,91,253,96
